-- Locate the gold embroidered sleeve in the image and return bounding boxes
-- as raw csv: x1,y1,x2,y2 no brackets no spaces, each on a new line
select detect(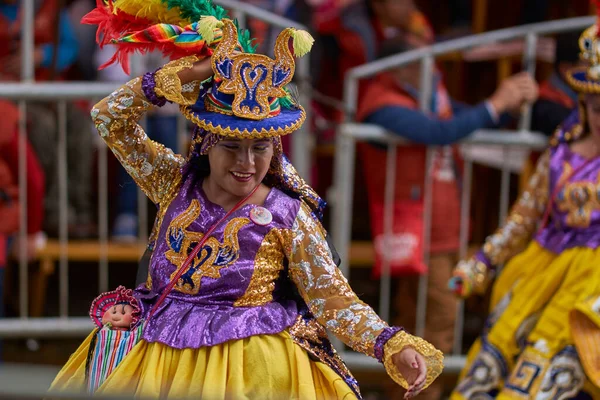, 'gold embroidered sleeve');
91,77,184,205
154,55,202,106
482,150,550,265
285,203,390,357
285,203,443,388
